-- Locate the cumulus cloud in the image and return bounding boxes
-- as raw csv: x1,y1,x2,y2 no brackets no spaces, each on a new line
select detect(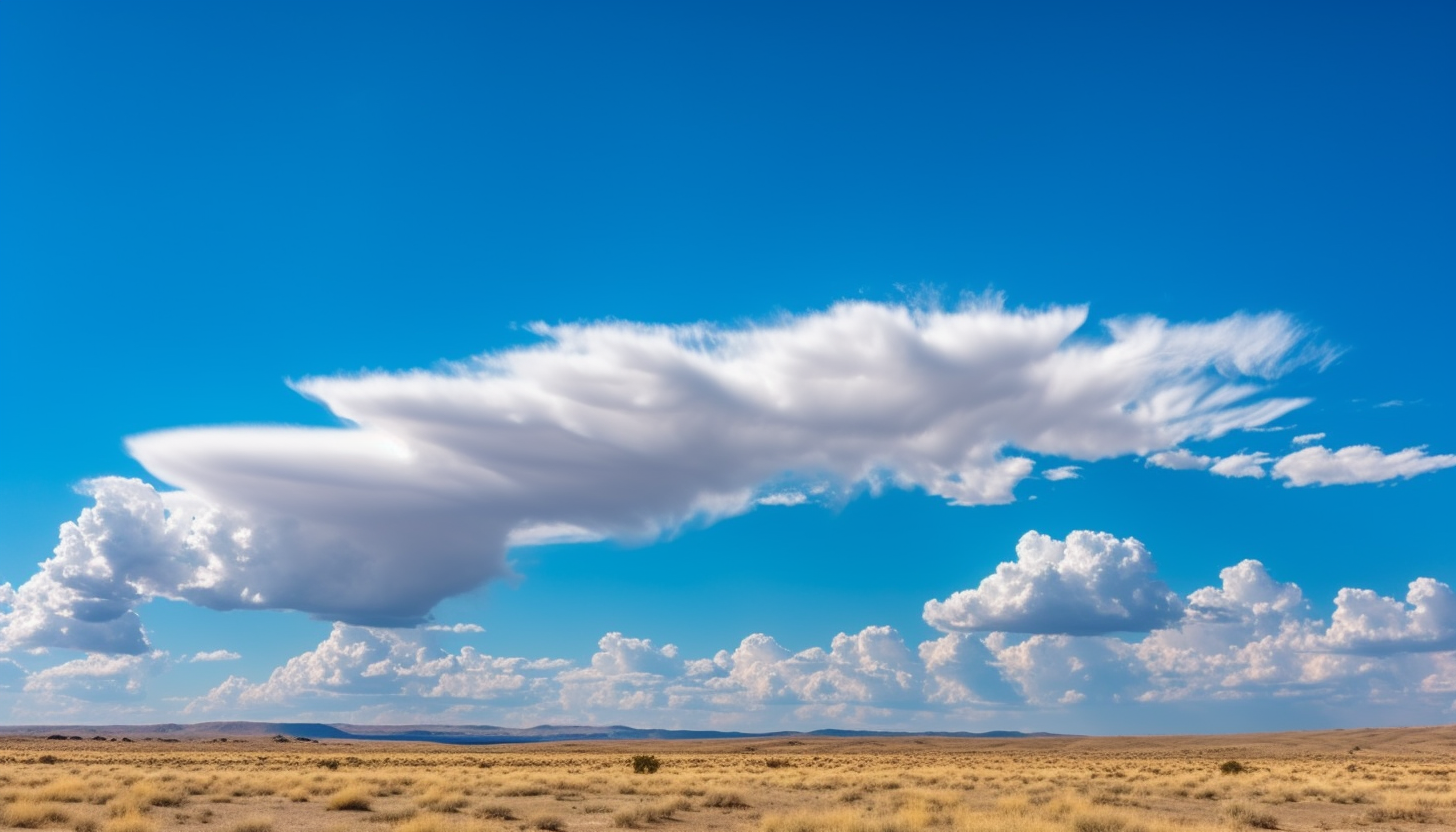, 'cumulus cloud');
1,301,1326,654
168,542,1456,728
1042,466,1082,481
1321,579,1456,653
1146,449,1214,471
1209,451,1272,479
188,650,240,662
923,531,1184,635
189,623,927,724
24,652,166,704
1272,445,1456,486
